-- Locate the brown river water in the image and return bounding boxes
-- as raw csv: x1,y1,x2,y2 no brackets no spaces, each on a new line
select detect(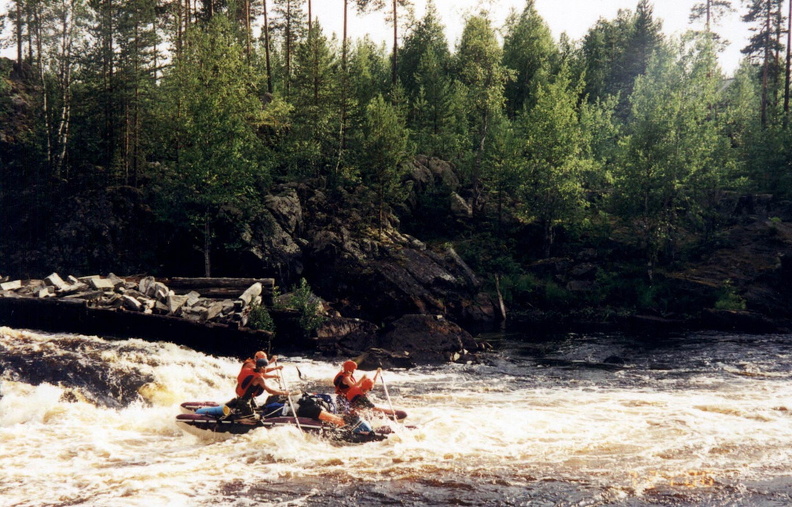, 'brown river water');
1,326,791,506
